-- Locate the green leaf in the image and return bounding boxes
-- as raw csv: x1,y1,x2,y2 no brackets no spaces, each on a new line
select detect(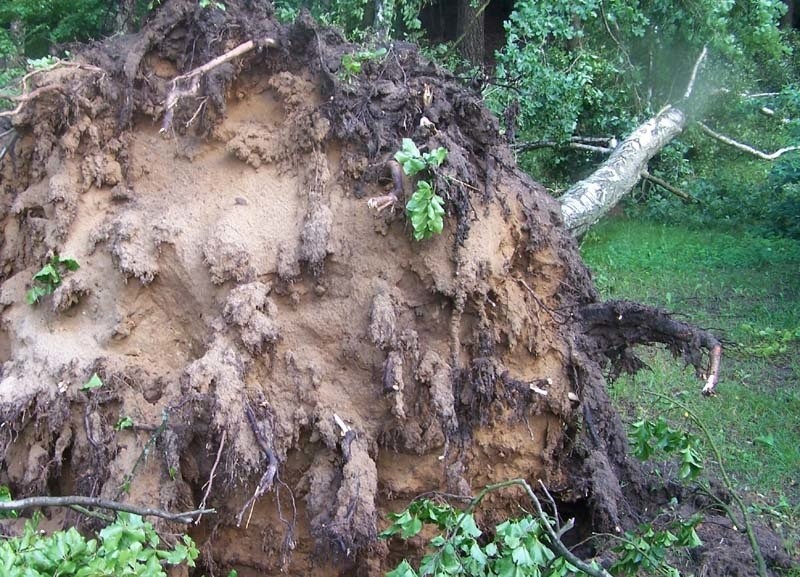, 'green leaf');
459,514,482,538
33,264,59,283
81,373,104,391
25,286,47,305
403,157,427,176
400,515,423,539
58,257,80,271
469,542,488,566
423,147,448,168
115,416,135,431
386,559,418,577
511,544,532,566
